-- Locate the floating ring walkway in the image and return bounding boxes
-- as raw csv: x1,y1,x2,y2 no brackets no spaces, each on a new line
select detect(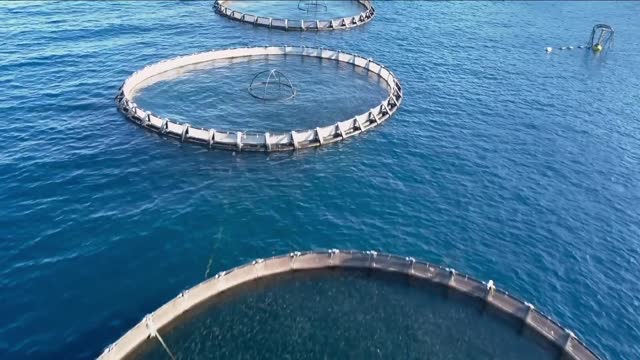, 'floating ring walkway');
115,46,403,152
99,250,600,360
213,0,375,31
